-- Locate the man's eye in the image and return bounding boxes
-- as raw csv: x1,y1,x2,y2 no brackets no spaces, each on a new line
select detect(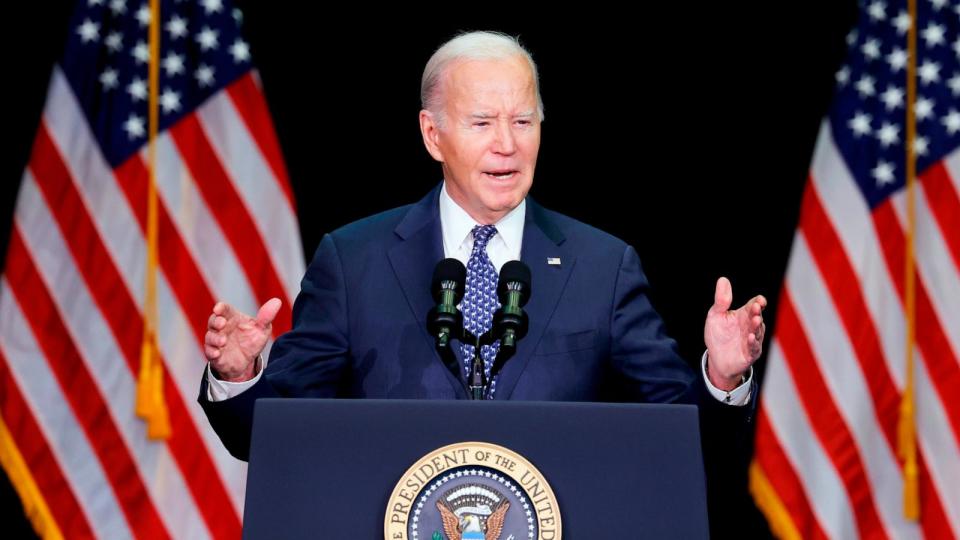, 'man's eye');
474,121,489,127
